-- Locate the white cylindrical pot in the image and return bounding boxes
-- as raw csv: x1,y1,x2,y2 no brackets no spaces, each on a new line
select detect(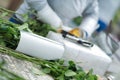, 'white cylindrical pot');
16,31,64,60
